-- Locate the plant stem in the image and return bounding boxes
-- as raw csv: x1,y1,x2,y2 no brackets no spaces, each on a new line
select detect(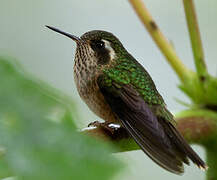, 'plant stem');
182,0,208,79
205,143,217,180
128,0,191,83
